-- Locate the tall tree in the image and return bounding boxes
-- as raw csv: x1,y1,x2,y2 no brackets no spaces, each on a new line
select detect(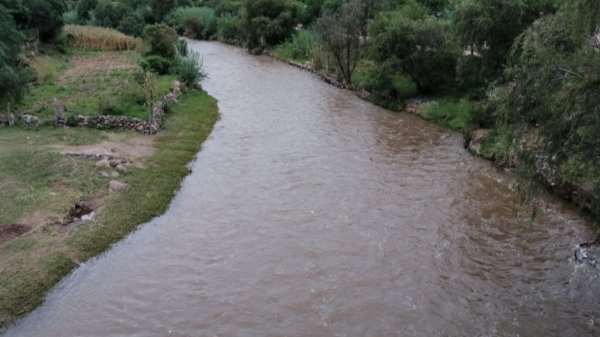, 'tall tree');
0,4,26,105
316,0,364,85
